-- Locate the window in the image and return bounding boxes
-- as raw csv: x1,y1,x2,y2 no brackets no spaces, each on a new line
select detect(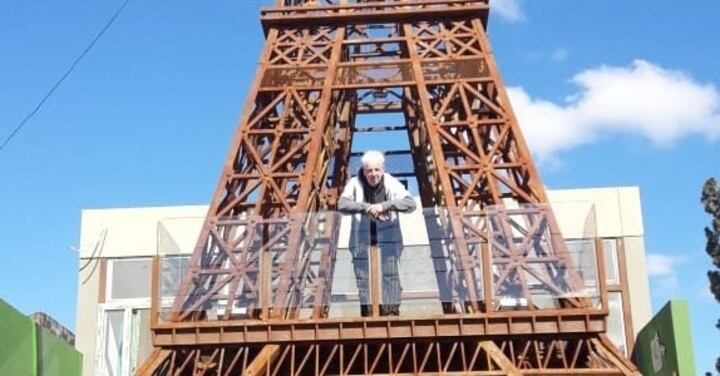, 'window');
607,292,628,355
602,239,620,284
601,238,634,353
100,257,154,375
160,255,190,298
566,239,599,296
129,309,153,372
103,310,124,376
107,258,152,301
98,307,152,376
